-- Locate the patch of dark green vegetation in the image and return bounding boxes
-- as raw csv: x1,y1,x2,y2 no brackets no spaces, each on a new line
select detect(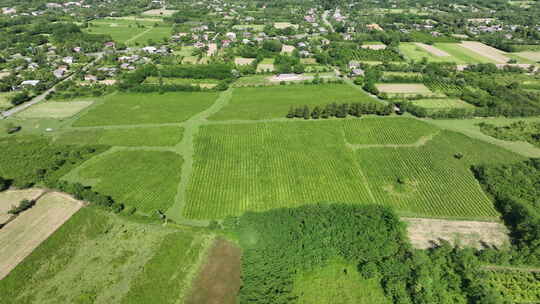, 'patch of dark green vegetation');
479,121,540,148
225,203,506,304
